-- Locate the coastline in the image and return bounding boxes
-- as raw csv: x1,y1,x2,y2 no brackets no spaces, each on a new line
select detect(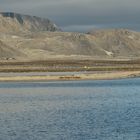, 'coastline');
0,71,140,82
